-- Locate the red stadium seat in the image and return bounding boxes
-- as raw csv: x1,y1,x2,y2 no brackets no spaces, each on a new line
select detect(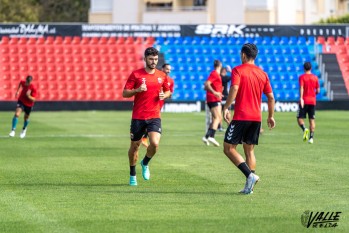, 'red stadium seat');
81,37,90,45
54,36,63,45
19,56,28,63
0,45,9,54
0,36,9,44
9,46,18,54
27,46,36,54
64,56,73,64
63,36,72,44
45,36,54,45
9,37,18,44
27,38,36,45
107,37,116,44
27,56,37,63
90,37,99,44
37,65,47,73
1,55,10,63
98,37,107,45
36,37,45,45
